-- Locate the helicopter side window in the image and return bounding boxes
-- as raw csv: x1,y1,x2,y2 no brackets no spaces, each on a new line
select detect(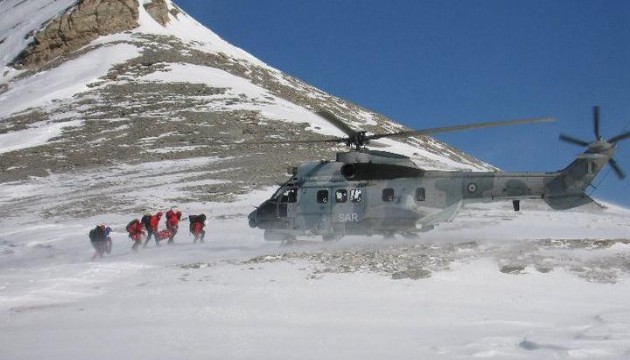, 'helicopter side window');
350,189,362,203
382,188,395,202
415,187,426,201
283,188,297,203
335,189,348,203
317,190,329,204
